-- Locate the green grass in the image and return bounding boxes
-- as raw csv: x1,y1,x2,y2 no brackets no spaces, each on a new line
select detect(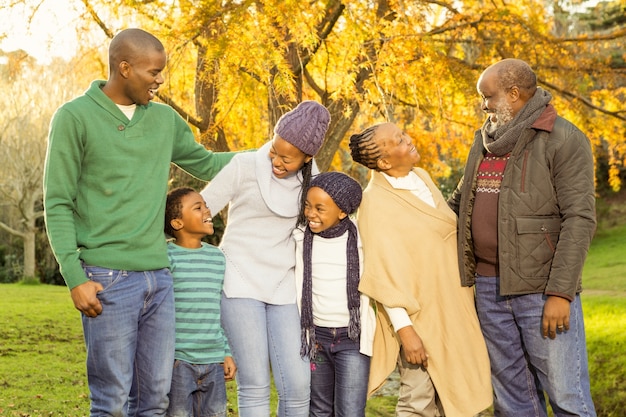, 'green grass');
584,296,626,416
0,284,89,416
582,223,626,294
1,222,625,416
